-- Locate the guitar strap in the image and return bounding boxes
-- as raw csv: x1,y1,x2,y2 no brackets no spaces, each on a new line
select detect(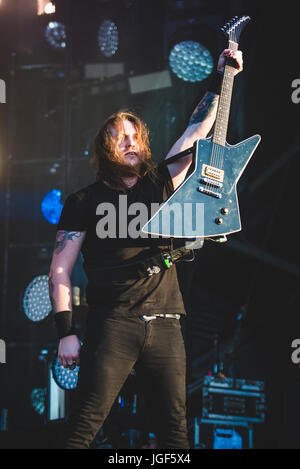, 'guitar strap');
85,239,203,282
163,146,194,166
